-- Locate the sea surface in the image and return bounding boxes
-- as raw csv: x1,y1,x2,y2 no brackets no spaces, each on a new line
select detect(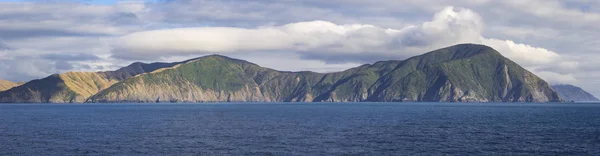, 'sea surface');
1,103,599,155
